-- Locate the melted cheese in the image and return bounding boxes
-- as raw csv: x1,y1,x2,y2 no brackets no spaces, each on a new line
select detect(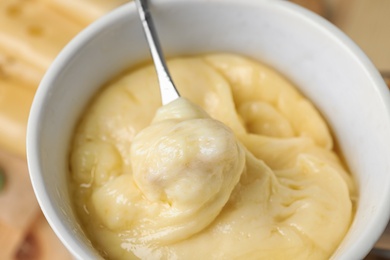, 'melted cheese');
70,53,356,260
